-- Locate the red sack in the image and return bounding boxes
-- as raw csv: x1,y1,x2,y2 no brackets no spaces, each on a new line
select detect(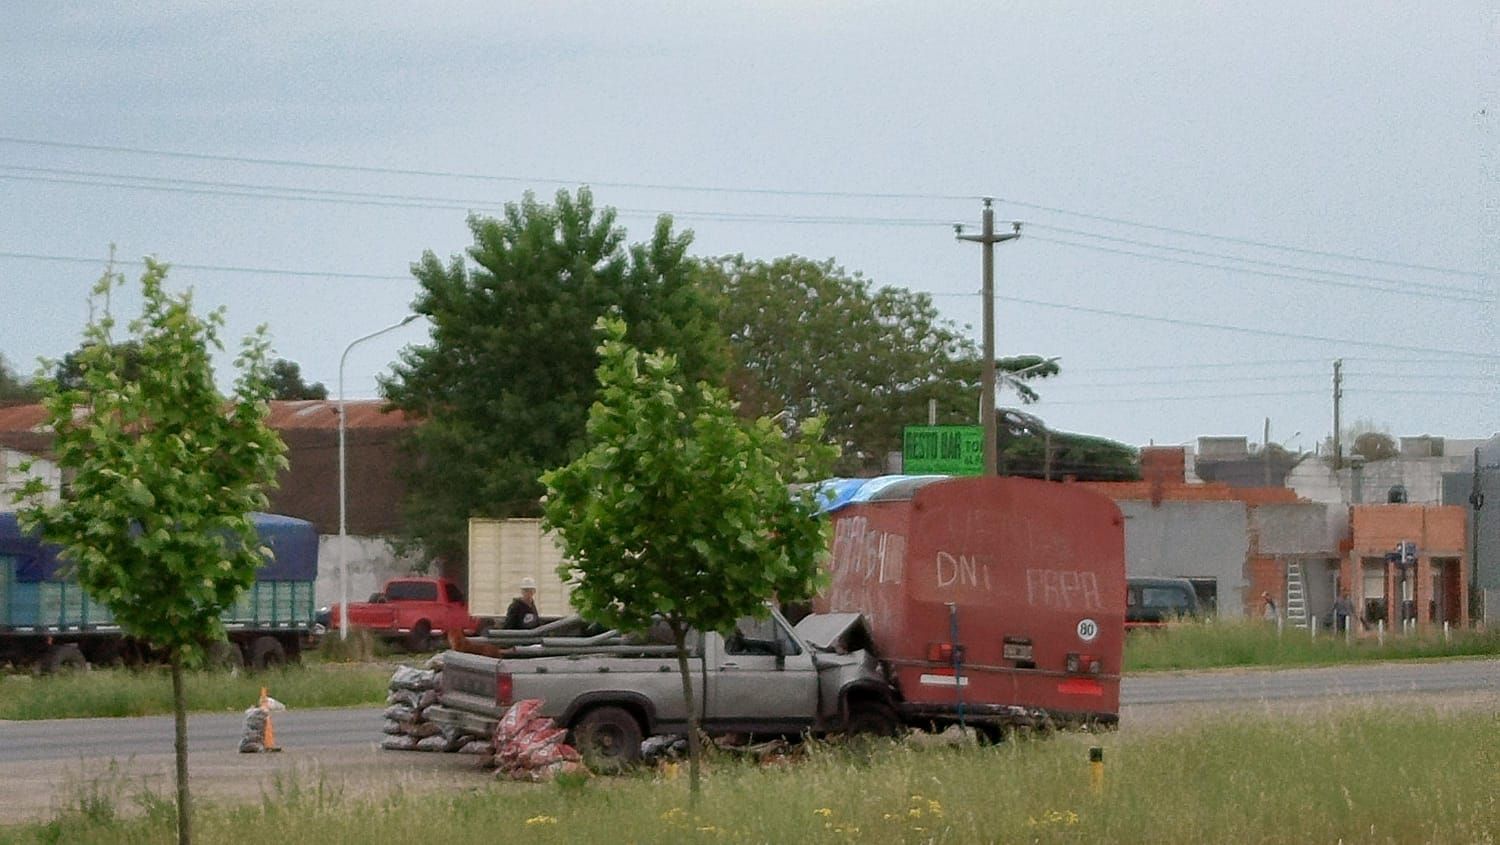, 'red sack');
494,699,544,746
